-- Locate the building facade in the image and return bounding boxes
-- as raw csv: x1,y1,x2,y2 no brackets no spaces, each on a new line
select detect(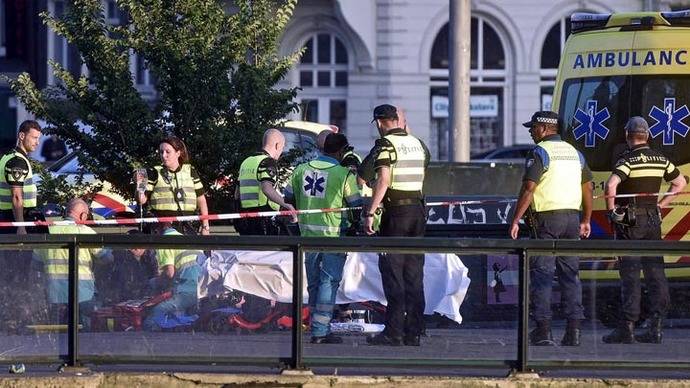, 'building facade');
2,0,687,159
